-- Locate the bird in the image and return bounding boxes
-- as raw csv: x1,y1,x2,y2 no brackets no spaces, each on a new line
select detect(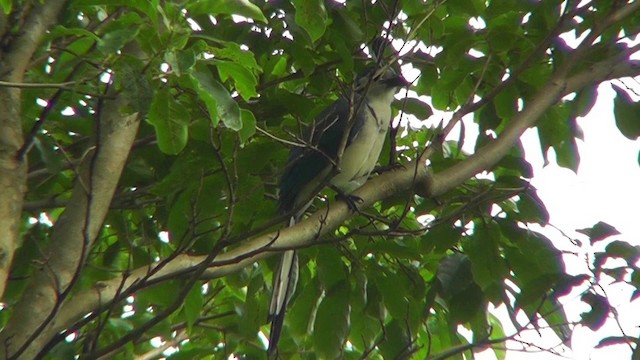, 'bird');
267,62,408,355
